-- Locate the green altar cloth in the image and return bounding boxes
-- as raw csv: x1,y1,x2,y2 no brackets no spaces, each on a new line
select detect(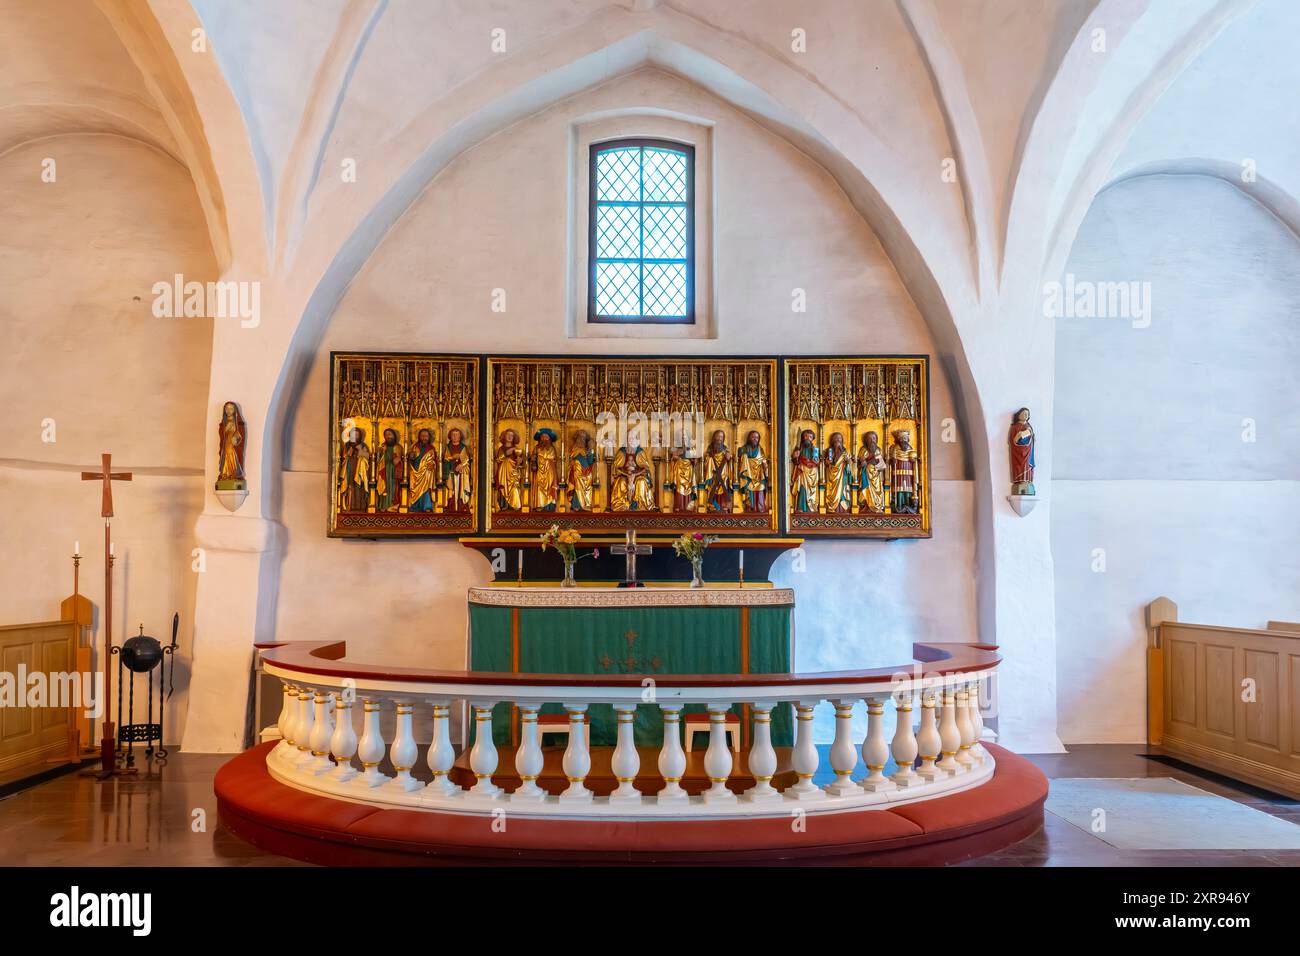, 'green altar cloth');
467,586,795,748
